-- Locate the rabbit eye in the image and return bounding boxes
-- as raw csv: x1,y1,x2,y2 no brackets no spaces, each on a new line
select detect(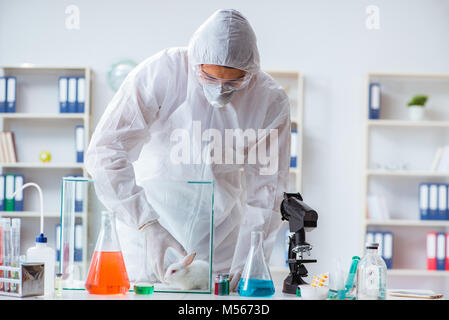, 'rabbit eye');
171,270,177,274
